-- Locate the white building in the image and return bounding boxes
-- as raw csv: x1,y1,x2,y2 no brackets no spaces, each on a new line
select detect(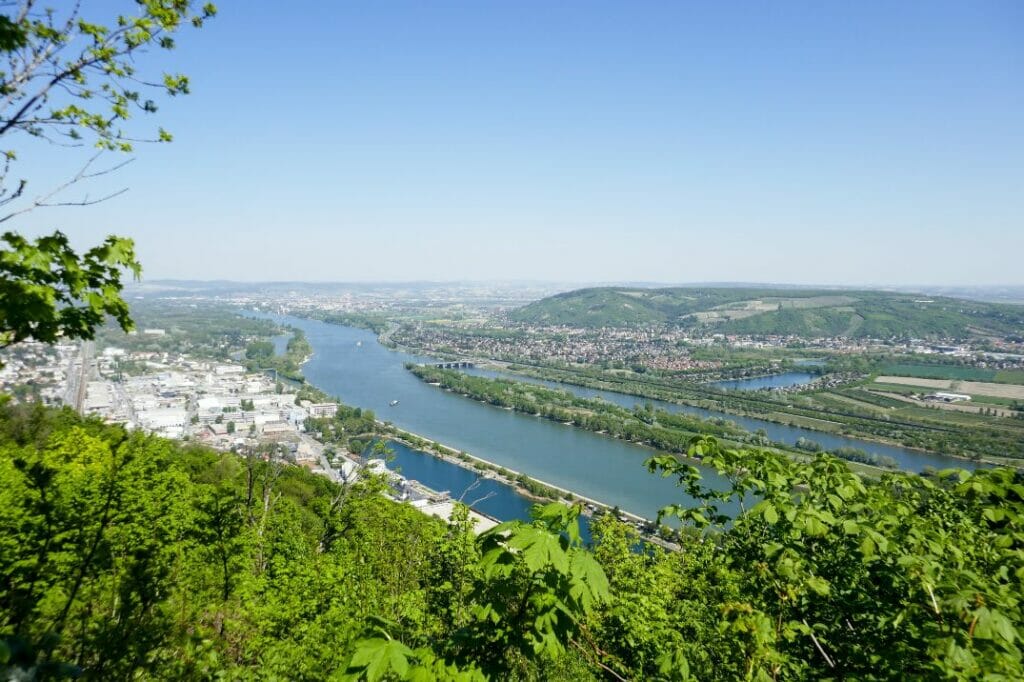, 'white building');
924,392,971,403
308,403,339,418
